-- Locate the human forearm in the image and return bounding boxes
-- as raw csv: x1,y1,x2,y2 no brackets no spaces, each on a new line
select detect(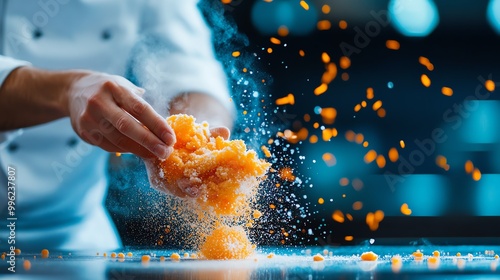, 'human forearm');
0,66,85,130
